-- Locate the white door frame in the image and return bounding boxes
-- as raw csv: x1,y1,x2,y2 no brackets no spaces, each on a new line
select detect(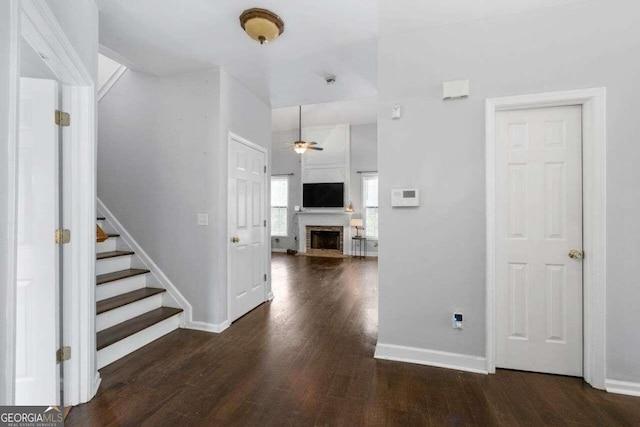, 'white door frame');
5,0,97,405
226,131,272,326
486,88,607,389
